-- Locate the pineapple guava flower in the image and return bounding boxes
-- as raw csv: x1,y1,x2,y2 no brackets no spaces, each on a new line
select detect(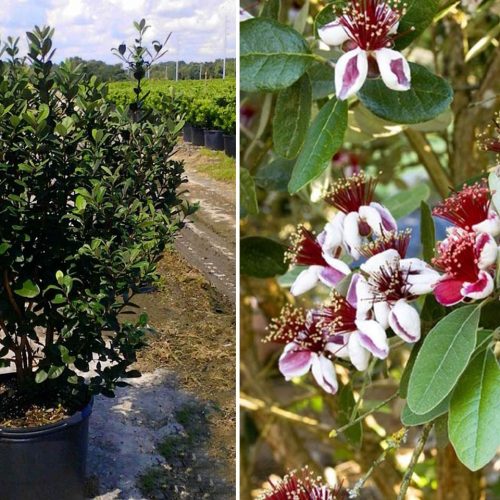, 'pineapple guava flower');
314,276,389,371
259,467,345,499
324,173,397,260
356,249,440,342
432,180,500,237
318,0,412,100
287,225,350,296
265,306,341,394
432,229,497,306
